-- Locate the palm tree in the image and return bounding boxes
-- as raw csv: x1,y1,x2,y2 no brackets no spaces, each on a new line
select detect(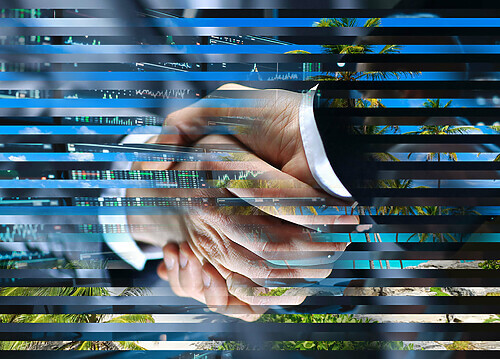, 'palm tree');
406,99,476,217
407,206,457,243
0,261,154,350
376,179,427,268
314,17,415,81
289,17,418,109
490,125,500,161
407,99,474,166
311,17,418,109
288,18,421,269
354,124,401,161
310,18,423,270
